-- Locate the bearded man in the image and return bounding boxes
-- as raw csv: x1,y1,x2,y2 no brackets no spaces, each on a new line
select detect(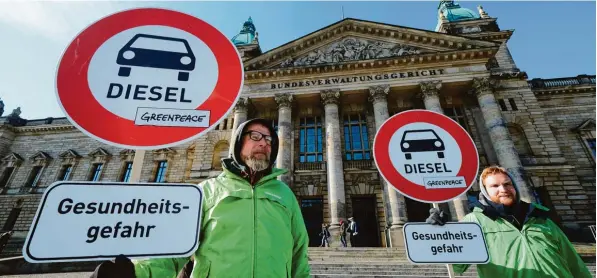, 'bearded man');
91,119,311,278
